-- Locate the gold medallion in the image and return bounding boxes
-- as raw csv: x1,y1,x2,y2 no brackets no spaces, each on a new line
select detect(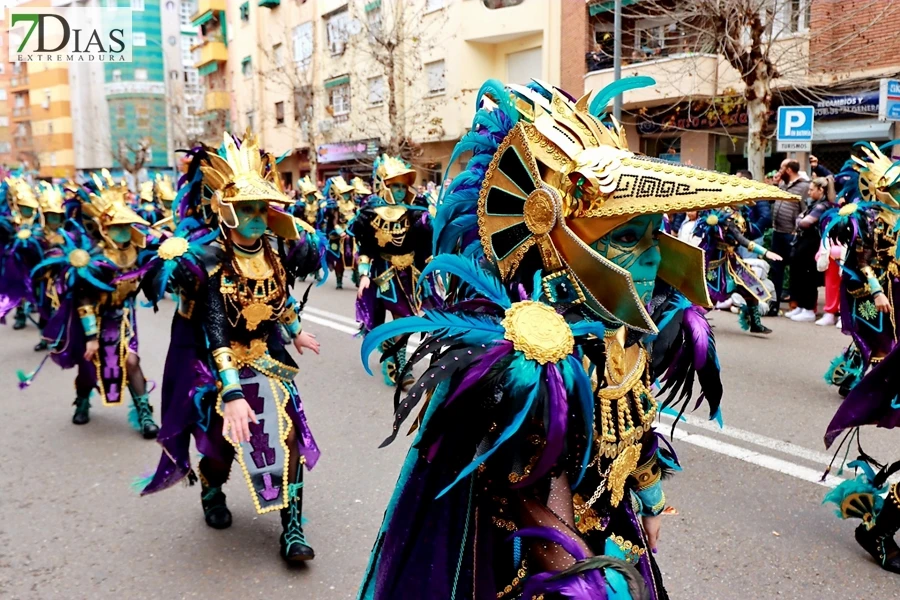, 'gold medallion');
242,302,274,331
68,248,91,268
501,301,574,364
375,226,394,247
158,236,189,261
607,442,641,507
